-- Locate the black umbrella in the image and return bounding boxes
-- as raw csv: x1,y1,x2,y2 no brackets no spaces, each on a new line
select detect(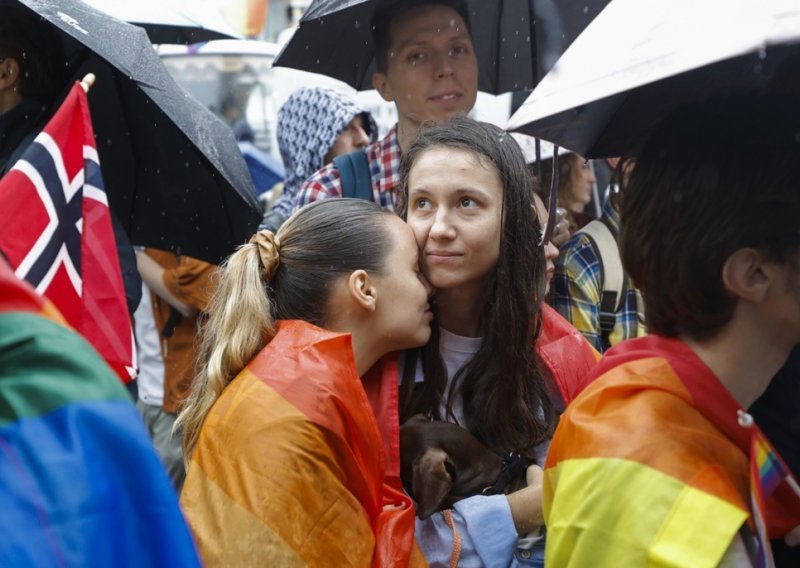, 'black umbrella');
272,0,608,95
507,0,800,158
10,0,261,264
